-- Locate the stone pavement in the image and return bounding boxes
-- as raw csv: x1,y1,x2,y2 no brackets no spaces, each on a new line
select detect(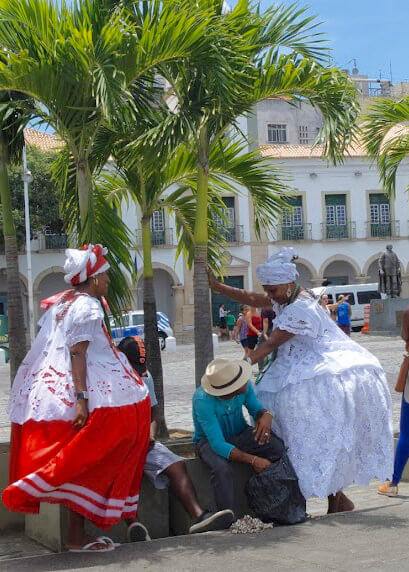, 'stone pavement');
3,482,409,571
0,333,406,441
